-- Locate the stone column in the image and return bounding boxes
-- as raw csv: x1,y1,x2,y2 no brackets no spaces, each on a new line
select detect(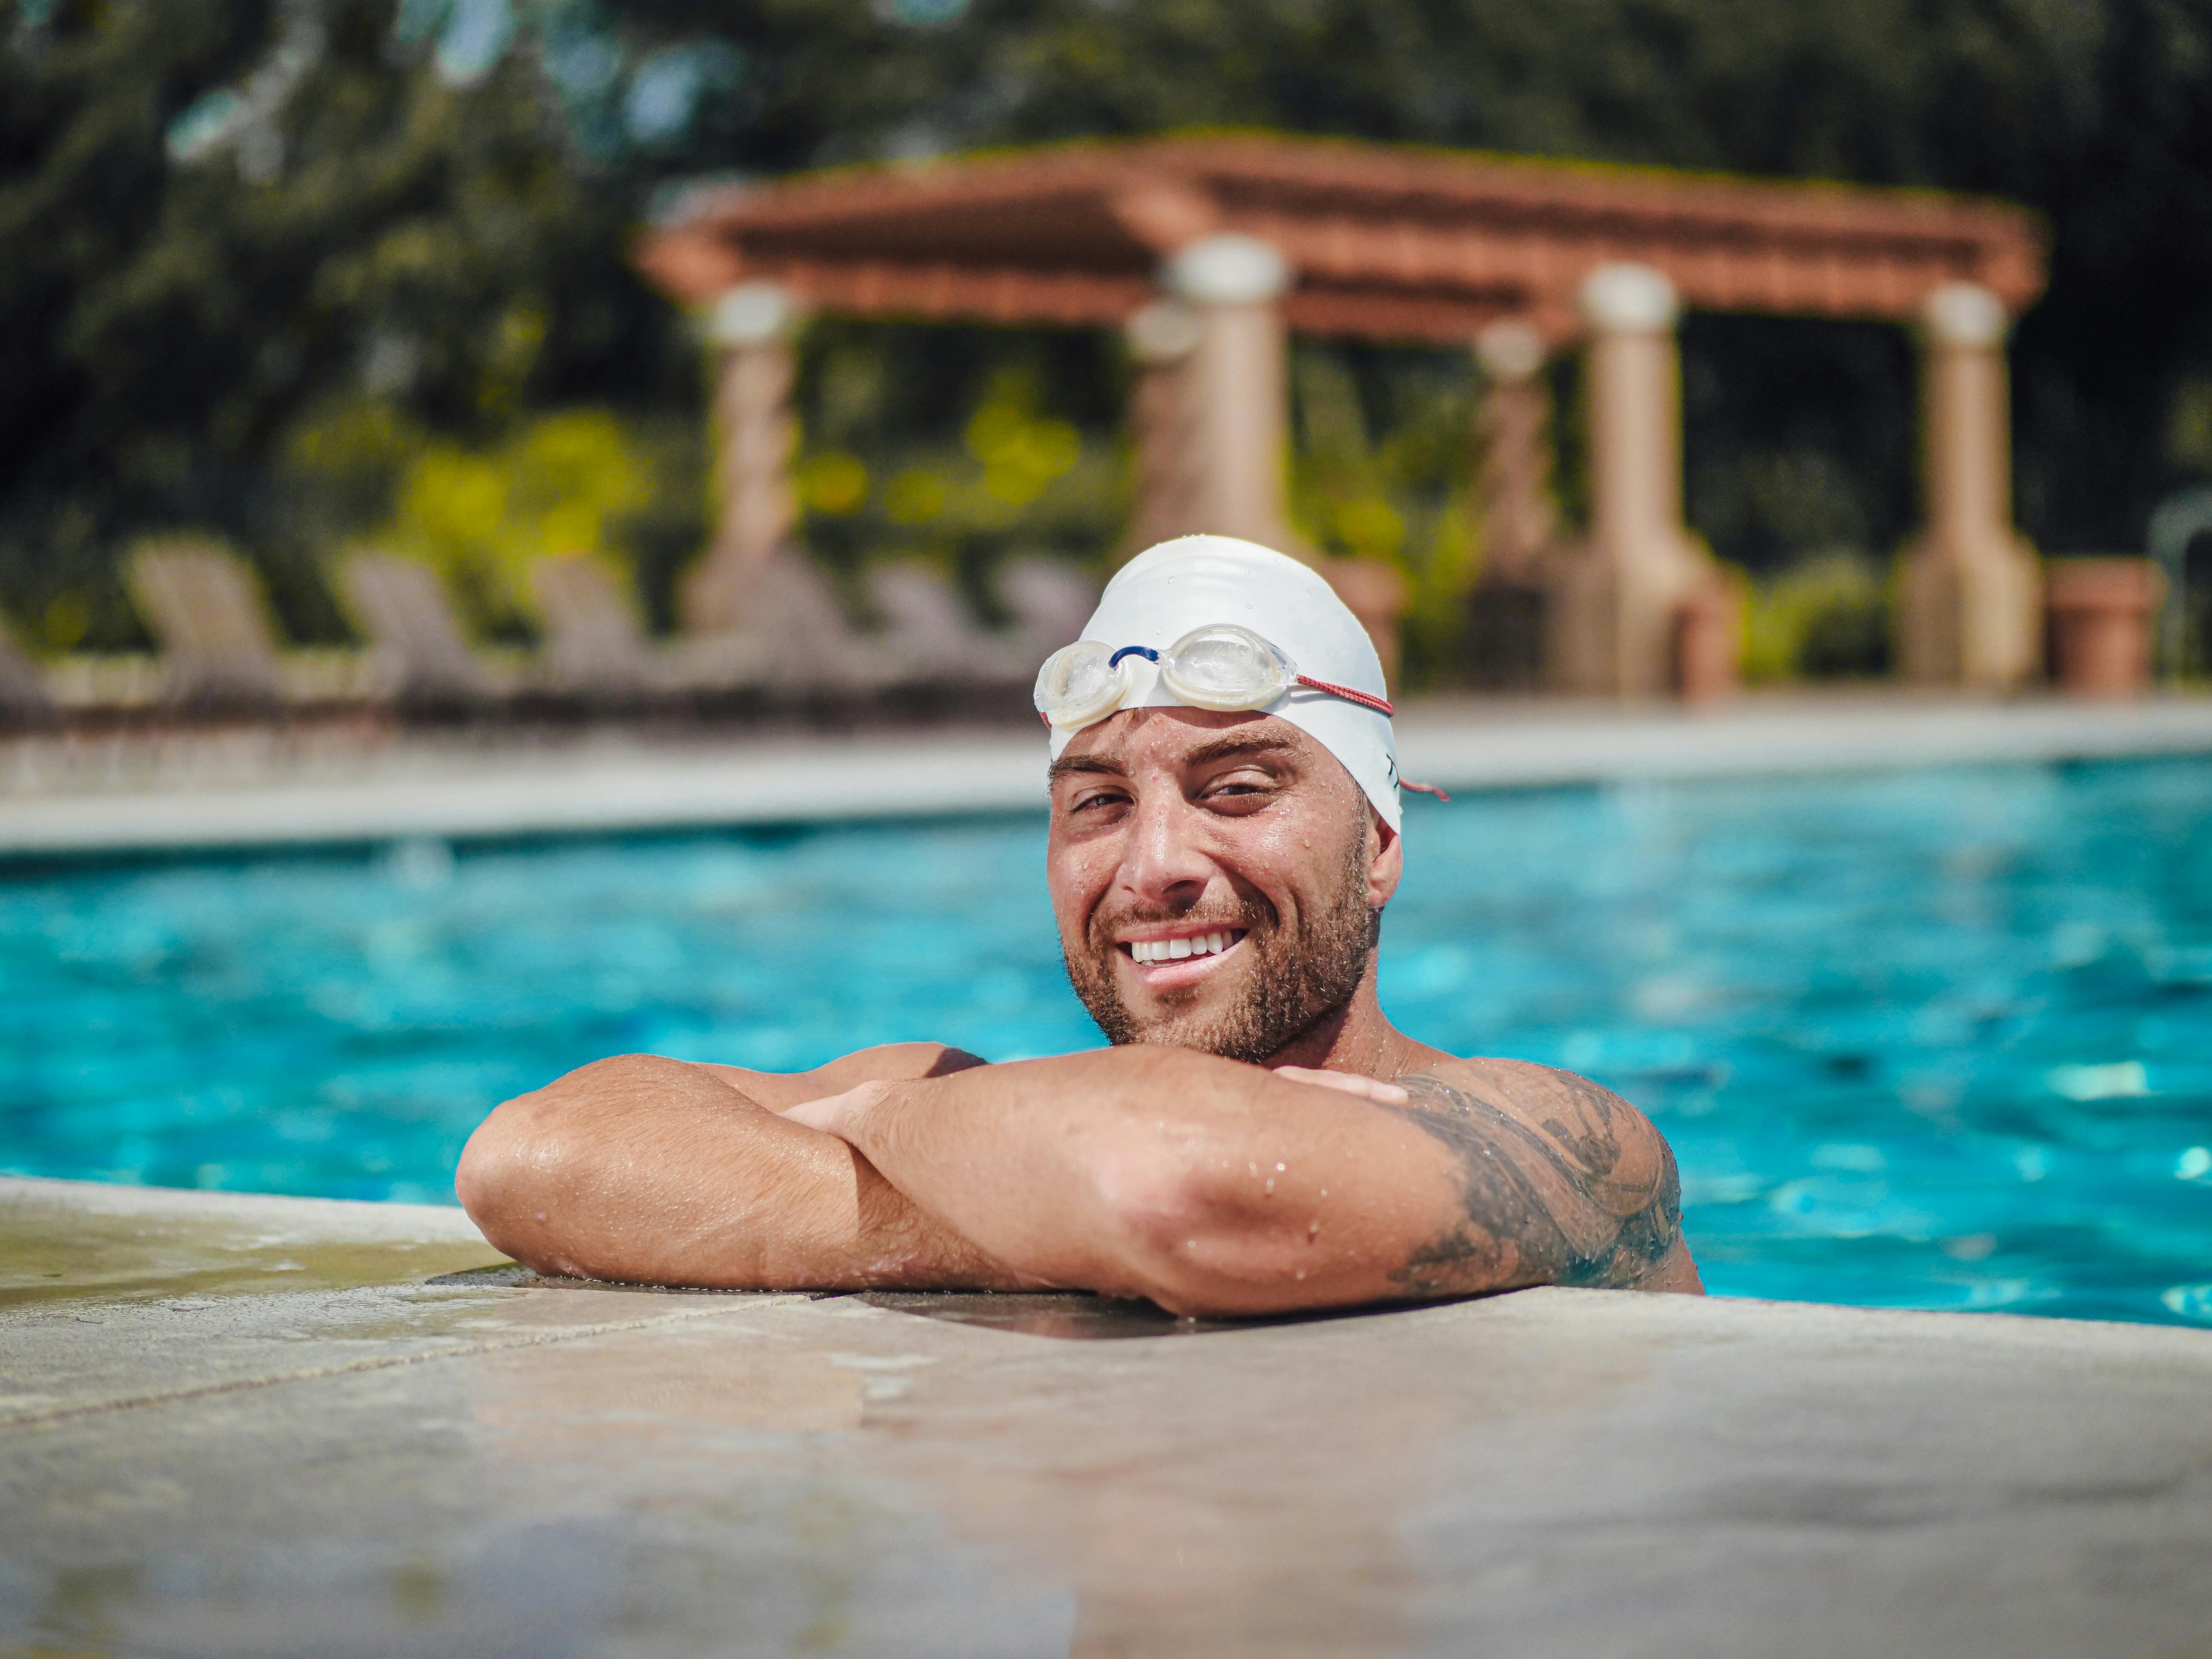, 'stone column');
1119,297,1205,562
1161,235,1313,559
1473,319,1556,587
1464,320,1554,687
1157,233,1408,678
1546,264,1736,699
1896,282,2042,691
681,281,800,635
